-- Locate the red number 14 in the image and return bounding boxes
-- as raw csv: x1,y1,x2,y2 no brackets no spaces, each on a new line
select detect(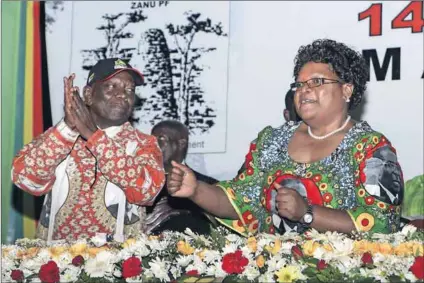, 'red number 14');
359,1,424,36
